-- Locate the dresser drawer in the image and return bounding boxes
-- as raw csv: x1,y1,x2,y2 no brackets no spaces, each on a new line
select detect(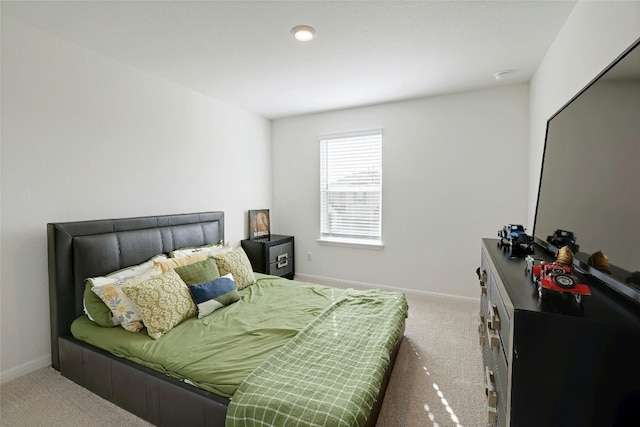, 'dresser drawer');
487,283,511,363
482,249,512,364
486,338,508,427
482,310,508,426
